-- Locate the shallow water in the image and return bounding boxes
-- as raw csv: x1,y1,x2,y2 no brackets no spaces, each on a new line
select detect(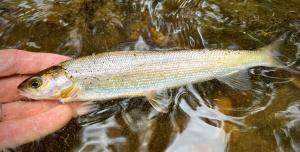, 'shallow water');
1,0,300,152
